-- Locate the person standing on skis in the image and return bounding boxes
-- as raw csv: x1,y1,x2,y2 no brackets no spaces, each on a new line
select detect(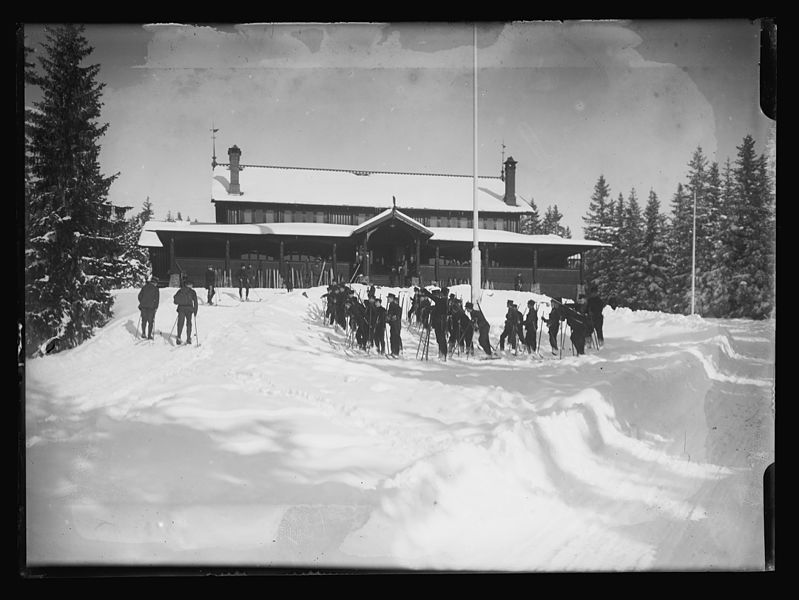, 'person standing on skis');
137,276,160,339
173,278,198,345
